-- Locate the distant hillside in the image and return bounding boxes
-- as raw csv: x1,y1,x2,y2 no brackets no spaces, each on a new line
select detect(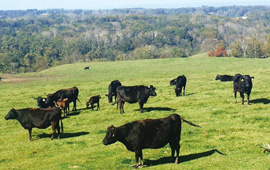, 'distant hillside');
1,6,270,73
